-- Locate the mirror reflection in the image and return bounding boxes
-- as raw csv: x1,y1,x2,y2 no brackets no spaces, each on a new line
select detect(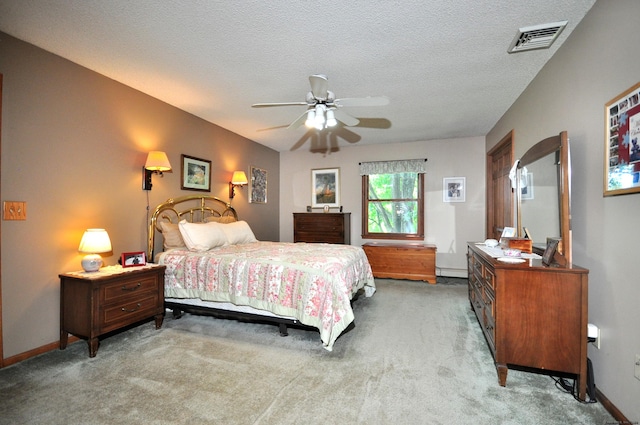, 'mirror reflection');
519,153,560,249
517,131,571,264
